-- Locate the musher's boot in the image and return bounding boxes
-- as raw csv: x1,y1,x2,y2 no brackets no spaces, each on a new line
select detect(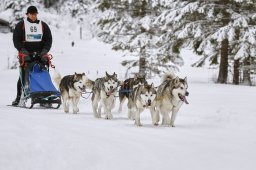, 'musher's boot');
12,96,21,106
